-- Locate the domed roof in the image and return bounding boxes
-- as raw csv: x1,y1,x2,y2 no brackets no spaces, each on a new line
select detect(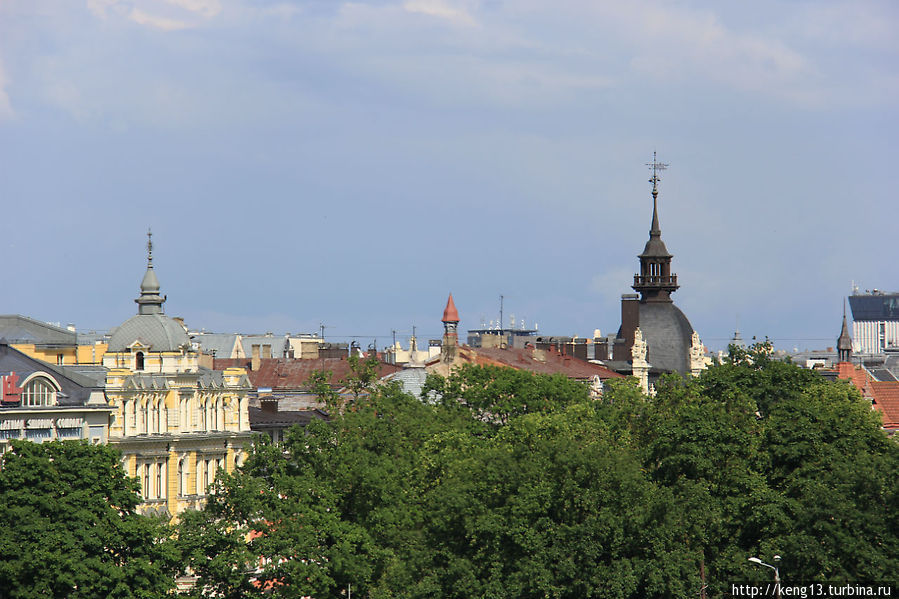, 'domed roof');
109,230,190,353
637,301,695,374
108,313,191,352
